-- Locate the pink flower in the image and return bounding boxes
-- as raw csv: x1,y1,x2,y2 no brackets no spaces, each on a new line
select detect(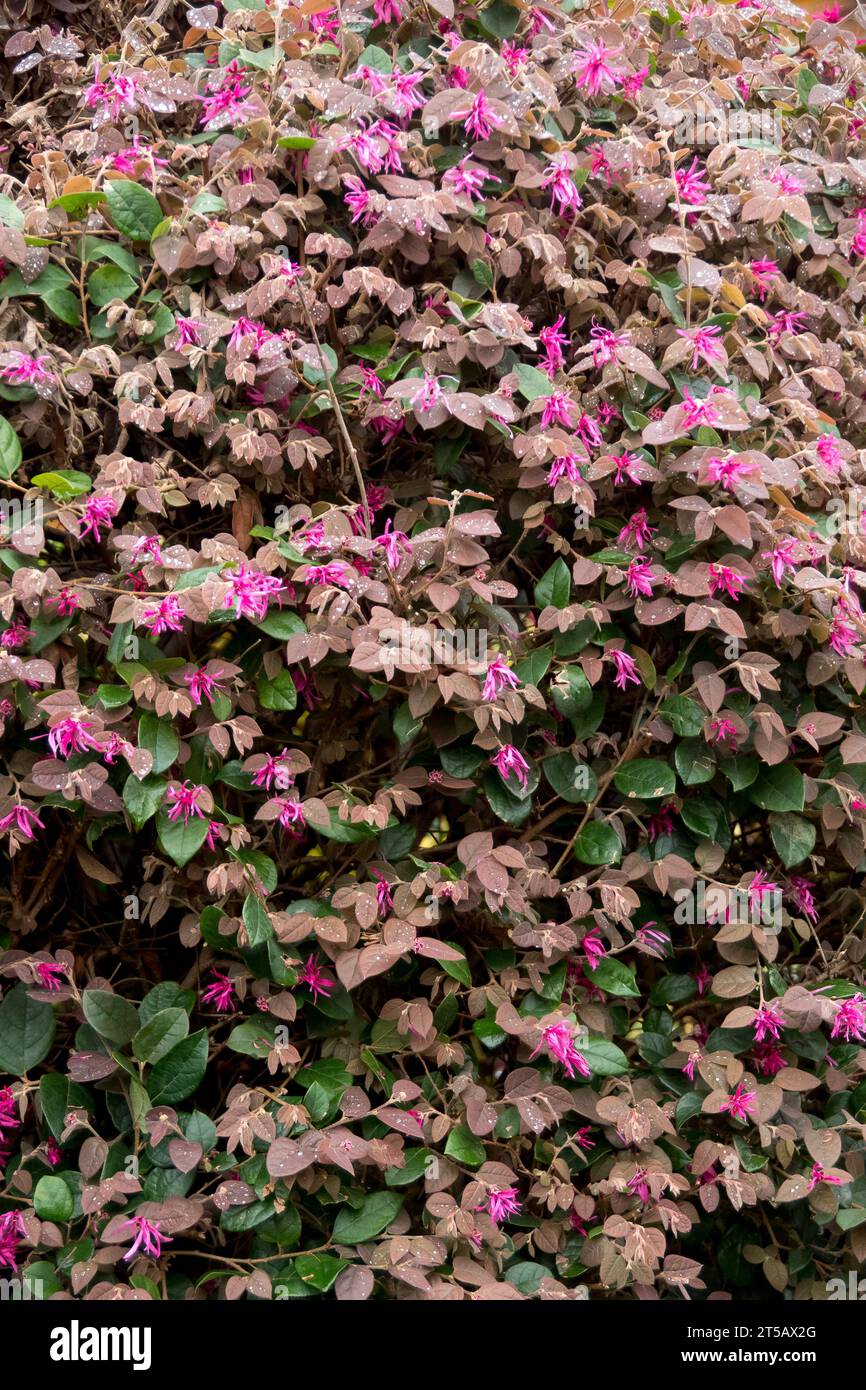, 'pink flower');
787,876,818,924
576,411,603,450
808,1163,844,1192
674,157,711,205
277,797,306,837
610,648,640,689
443,157,498,202
647,803,677,842
547,452,584,487
609,452,641,488
184,667,225,707
490,744,530,790
85,71,141,120
682,1051,701,1082
252,751,293,791
753,1040,786,1076
44,716,101,760
719,1081,756,1121
573,42,623,97
298,953,335,1003
540,390,576,430
677,324,724,371
121,1215,172,1262
708,716,739,749
753,1004,786,1041
373,0,403,22
47,587,79,616
541,155,582,216
768,166,803,195
625,558,655,599
411,373,442,413
816,435,844,473
304,562,350,588
768,310,807,343
482,656,521,702
0,351,56,388
375,519,412,570
581,929,607,970
830,994,866,1043
681,388,717,430
165,782,207,825
201,969,237,1014
708,563,748,601
224,563,285,619
79,493,119,543
705,454,749,492
538,315,569,376
762,537,797,589
343,175,373,225
748,870,779,917
372,870,394,918
502,42,529,76
200,63,256,130
0,1209,26,1272
36,961,66,991
749,258,779,302
618,507,655,552
464,91,498,142
174,316,203,348
530,1021,591,1079
589,319,630,368
142,596,185,635
481,1186,522,1224
635,922,670,957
